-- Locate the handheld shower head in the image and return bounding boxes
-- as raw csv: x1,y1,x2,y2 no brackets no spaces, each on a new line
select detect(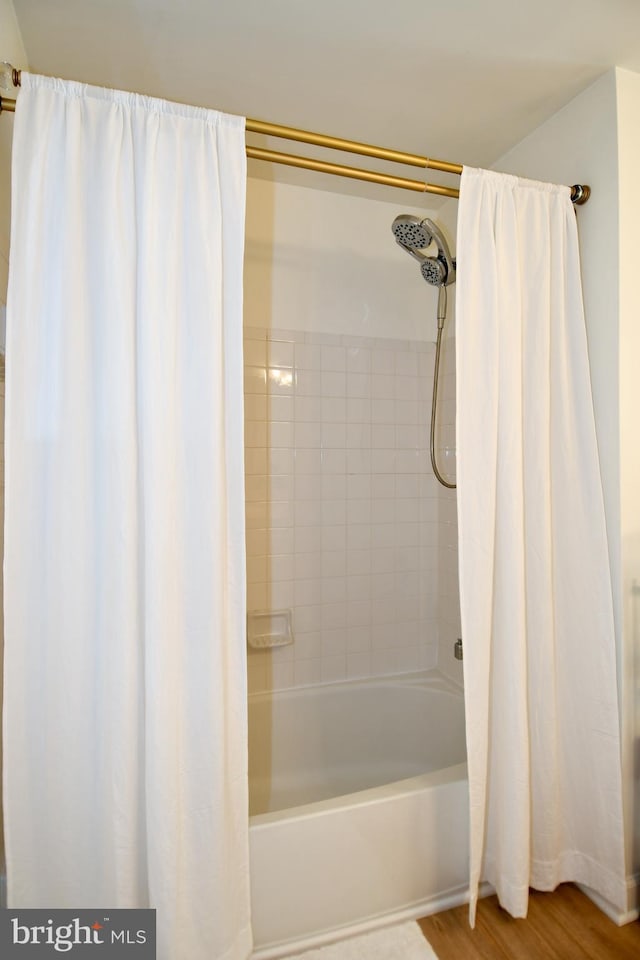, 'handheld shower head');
391,214,434,250
392,214,456,292
421,258,447,285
